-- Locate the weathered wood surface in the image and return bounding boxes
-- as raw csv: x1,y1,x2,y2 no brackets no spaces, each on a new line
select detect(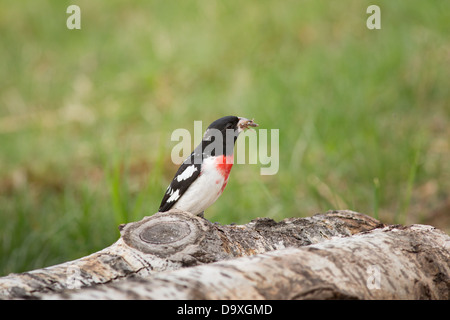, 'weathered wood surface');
43,224,450,300
0,210,382,299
